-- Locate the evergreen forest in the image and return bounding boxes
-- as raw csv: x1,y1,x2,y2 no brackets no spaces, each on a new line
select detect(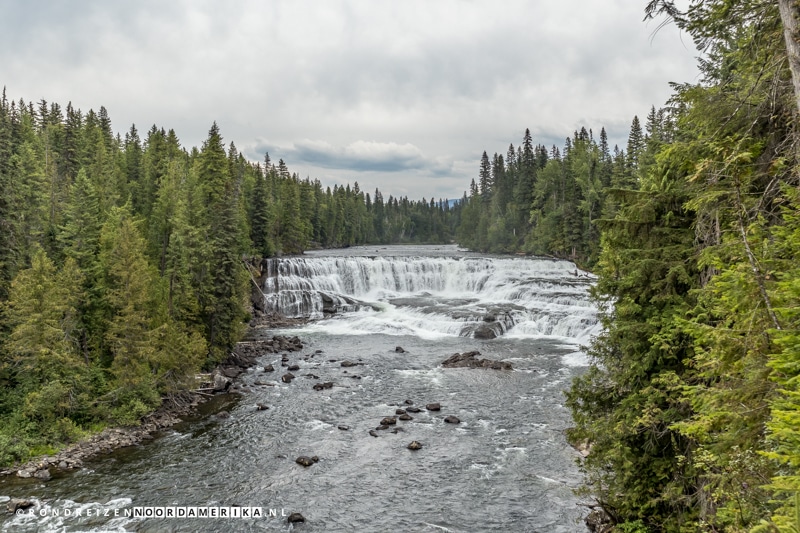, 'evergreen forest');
2,0,800,530
0,94,459,467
